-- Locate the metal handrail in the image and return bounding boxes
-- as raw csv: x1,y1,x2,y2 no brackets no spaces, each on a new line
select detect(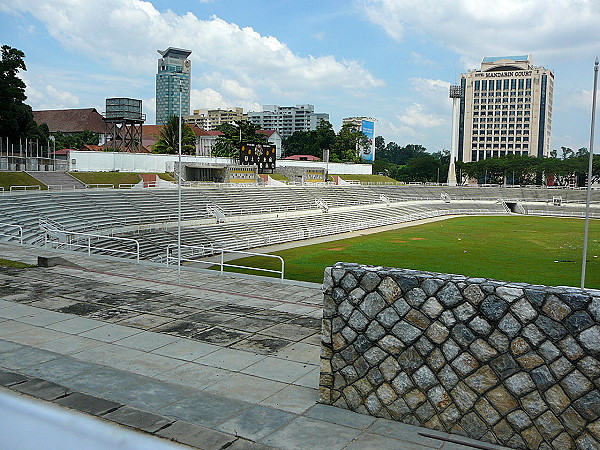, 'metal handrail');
0,223,23,244
43,228,140,262
86,184,114,189
10,185,41,192
166,244,285,280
